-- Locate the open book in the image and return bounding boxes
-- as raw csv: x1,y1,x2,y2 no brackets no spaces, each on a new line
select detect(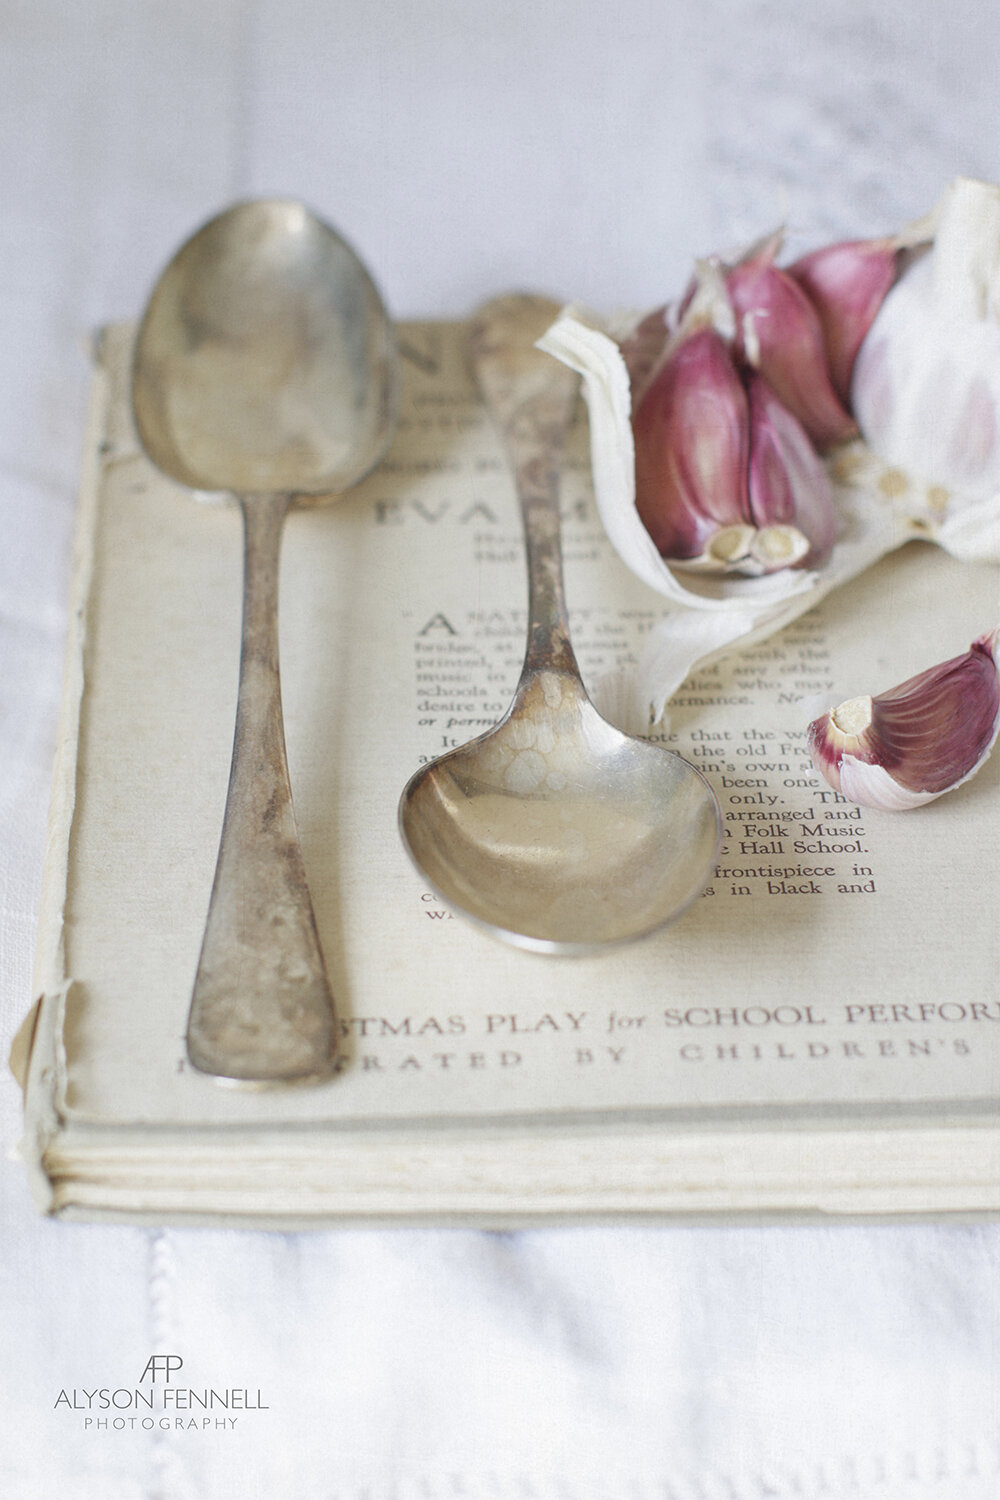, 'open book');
12,319,1000,1224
